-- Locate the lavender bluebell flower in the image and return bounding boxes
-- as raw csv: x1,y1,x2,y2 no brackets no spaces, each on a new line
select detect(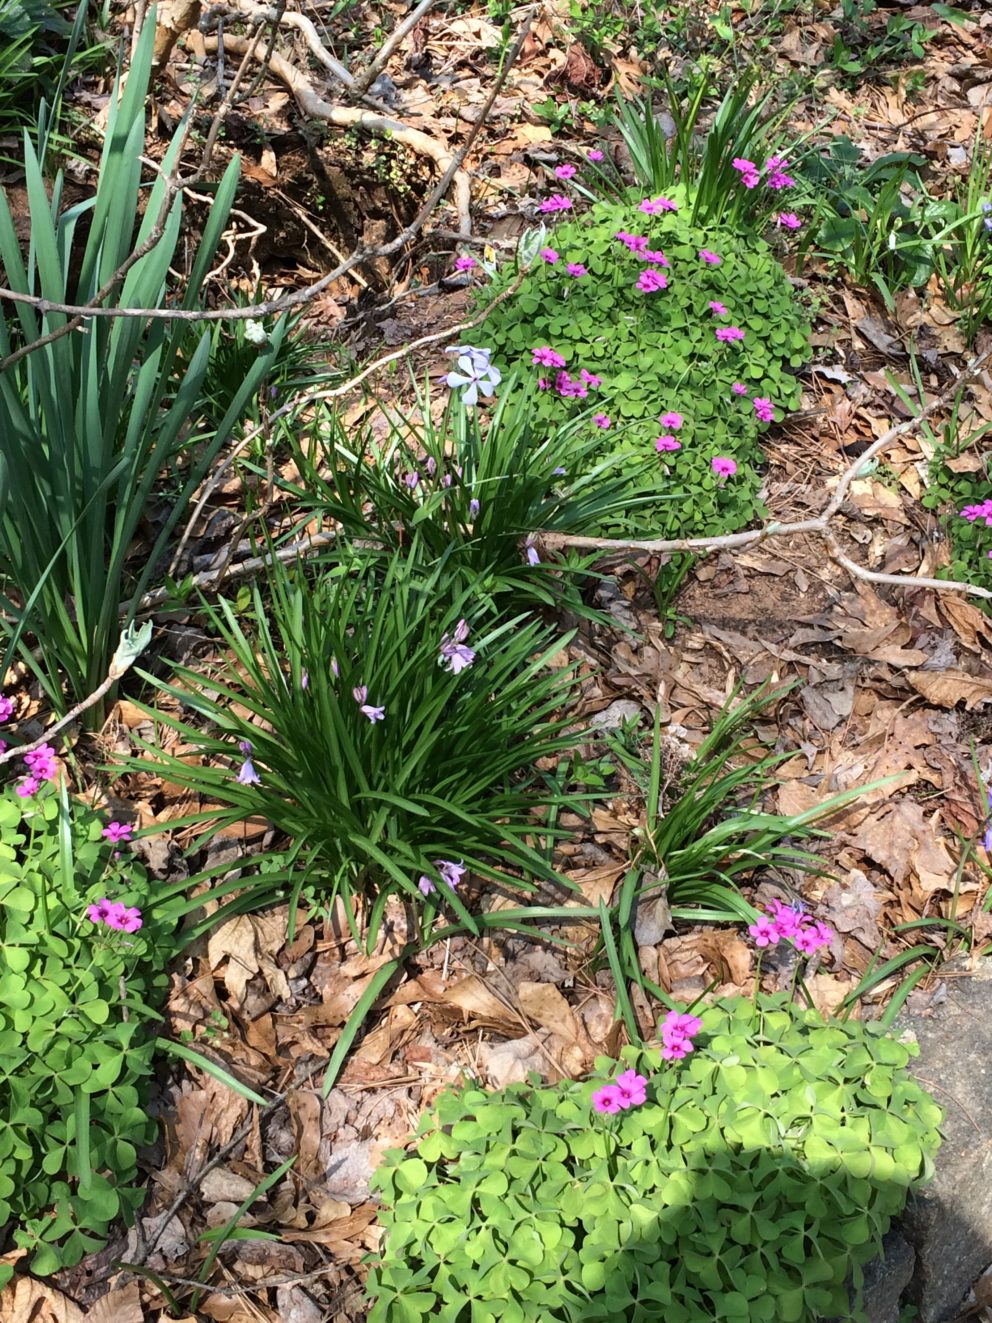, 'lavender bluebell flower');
439,619,476,674
418,858,467,896
237,739,262,785
444,346,502,407
469,498,480,518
